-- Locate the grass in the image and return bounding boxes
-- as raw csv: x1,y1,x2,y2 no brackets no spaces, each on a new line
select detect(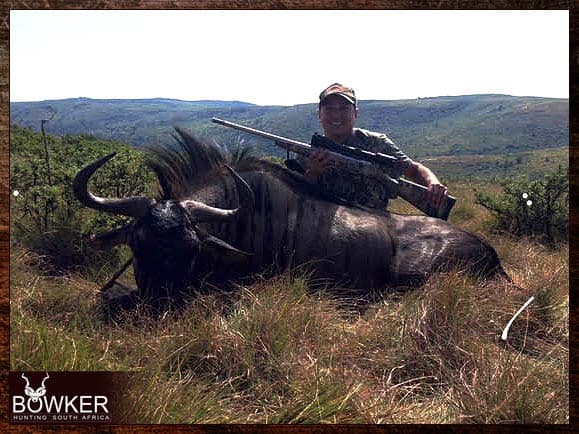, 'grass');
420,146,568,180
388,178,502,234
10,184,568,424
